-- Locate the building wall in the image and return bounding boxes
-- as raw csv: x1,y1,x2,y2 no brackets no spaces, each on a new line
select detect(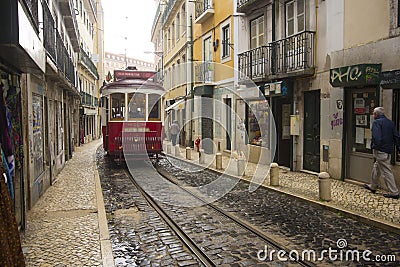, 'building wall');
344,0,390,49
